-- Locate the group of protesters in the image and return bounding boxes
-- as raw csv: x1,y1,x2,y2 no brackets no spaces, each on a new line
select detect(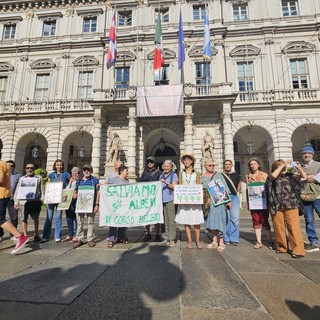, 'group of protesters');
0,144,319,257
